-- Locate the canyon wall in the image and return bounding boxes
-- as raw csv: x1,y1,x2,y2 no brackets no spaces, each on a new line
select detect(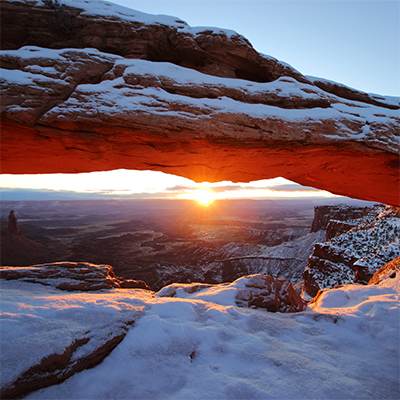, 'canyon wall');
304,205,400,296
